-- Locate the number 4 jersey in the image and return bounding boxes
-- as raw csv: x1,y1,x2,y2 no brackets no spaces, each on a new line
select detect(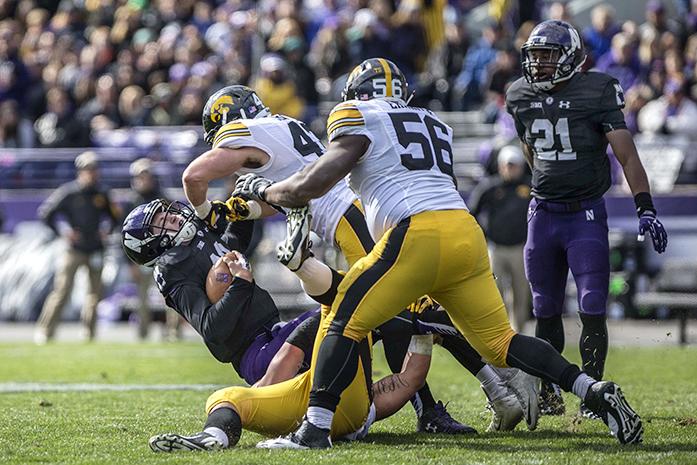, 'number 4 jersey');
212,115,356,245
327,98,466,240
505,71,627,202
